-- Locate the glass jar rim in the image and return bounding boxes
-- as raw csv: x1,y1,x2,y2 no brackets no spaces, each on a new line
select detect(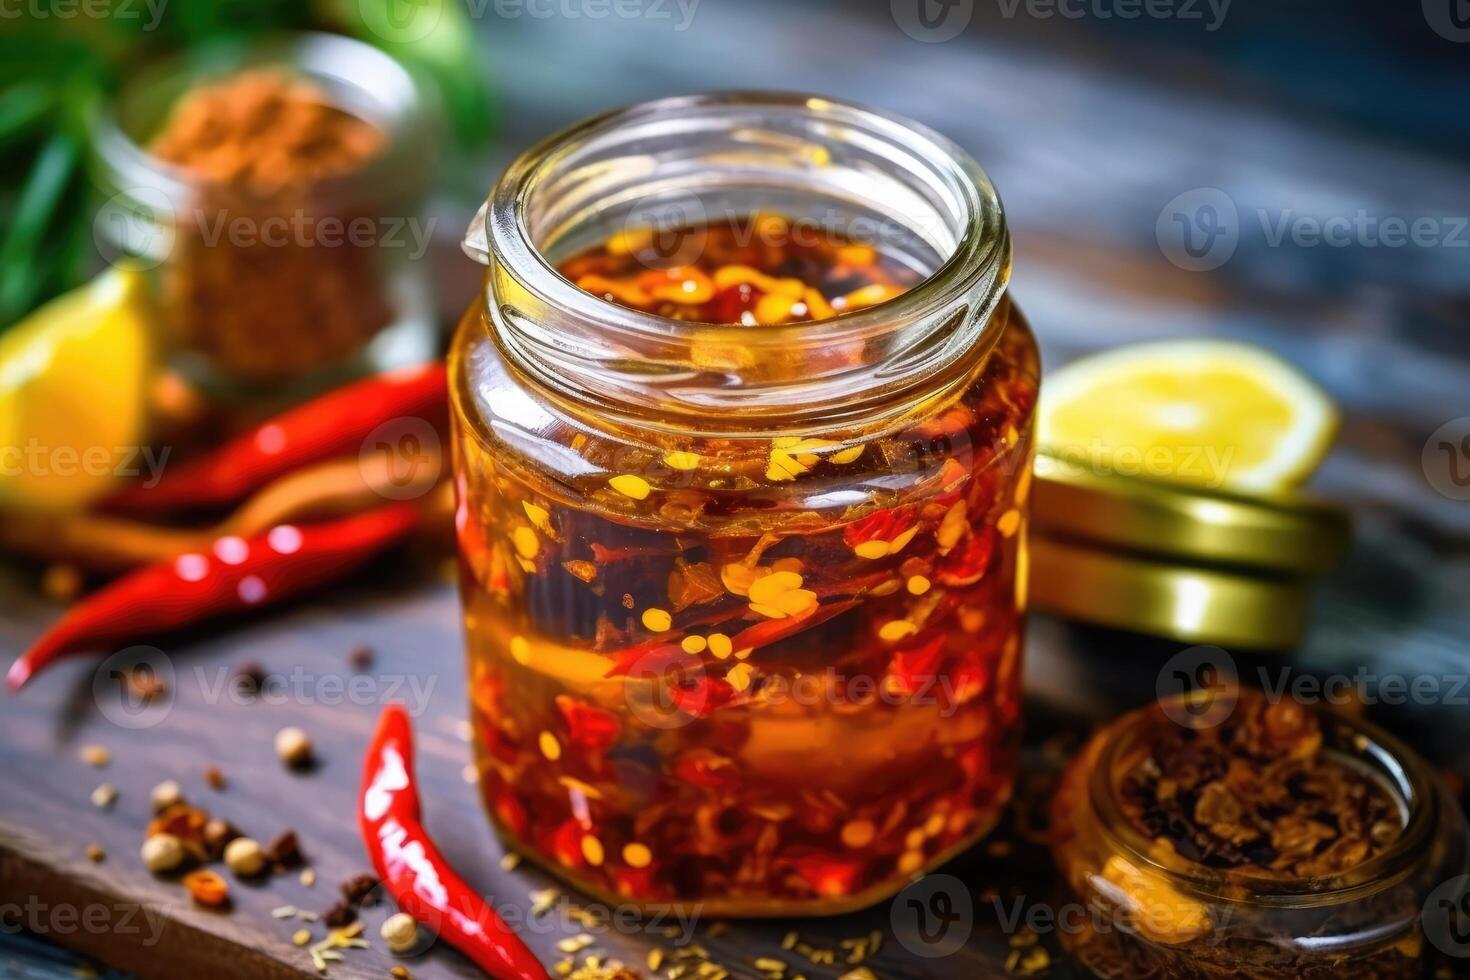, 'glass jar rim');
1085,694,1445,906
467,91,1013,432
477,91,1007,348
